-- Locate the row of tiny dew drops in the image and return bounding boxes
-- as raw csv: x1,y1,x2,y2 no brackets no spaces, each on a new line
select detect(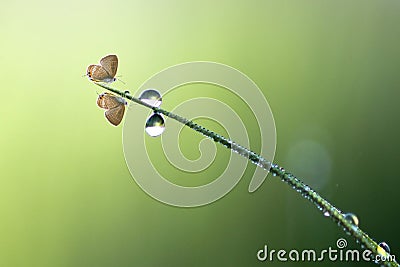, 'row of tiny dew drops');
340,213,391,258
272,165,391,261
